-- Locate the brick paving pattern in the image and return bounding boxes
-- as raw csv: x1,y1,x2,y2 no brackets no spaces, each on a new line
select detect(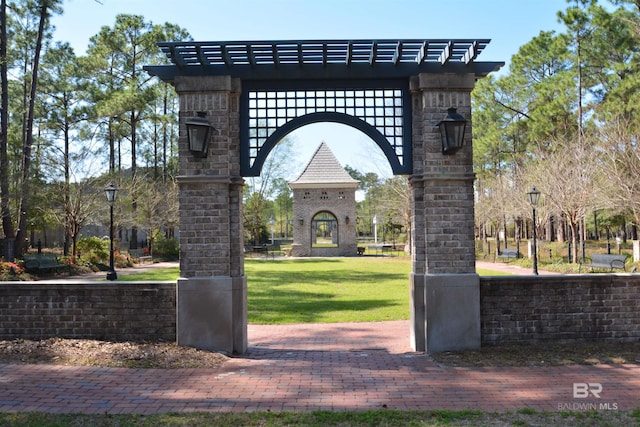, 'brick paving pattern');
1,320,638,413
